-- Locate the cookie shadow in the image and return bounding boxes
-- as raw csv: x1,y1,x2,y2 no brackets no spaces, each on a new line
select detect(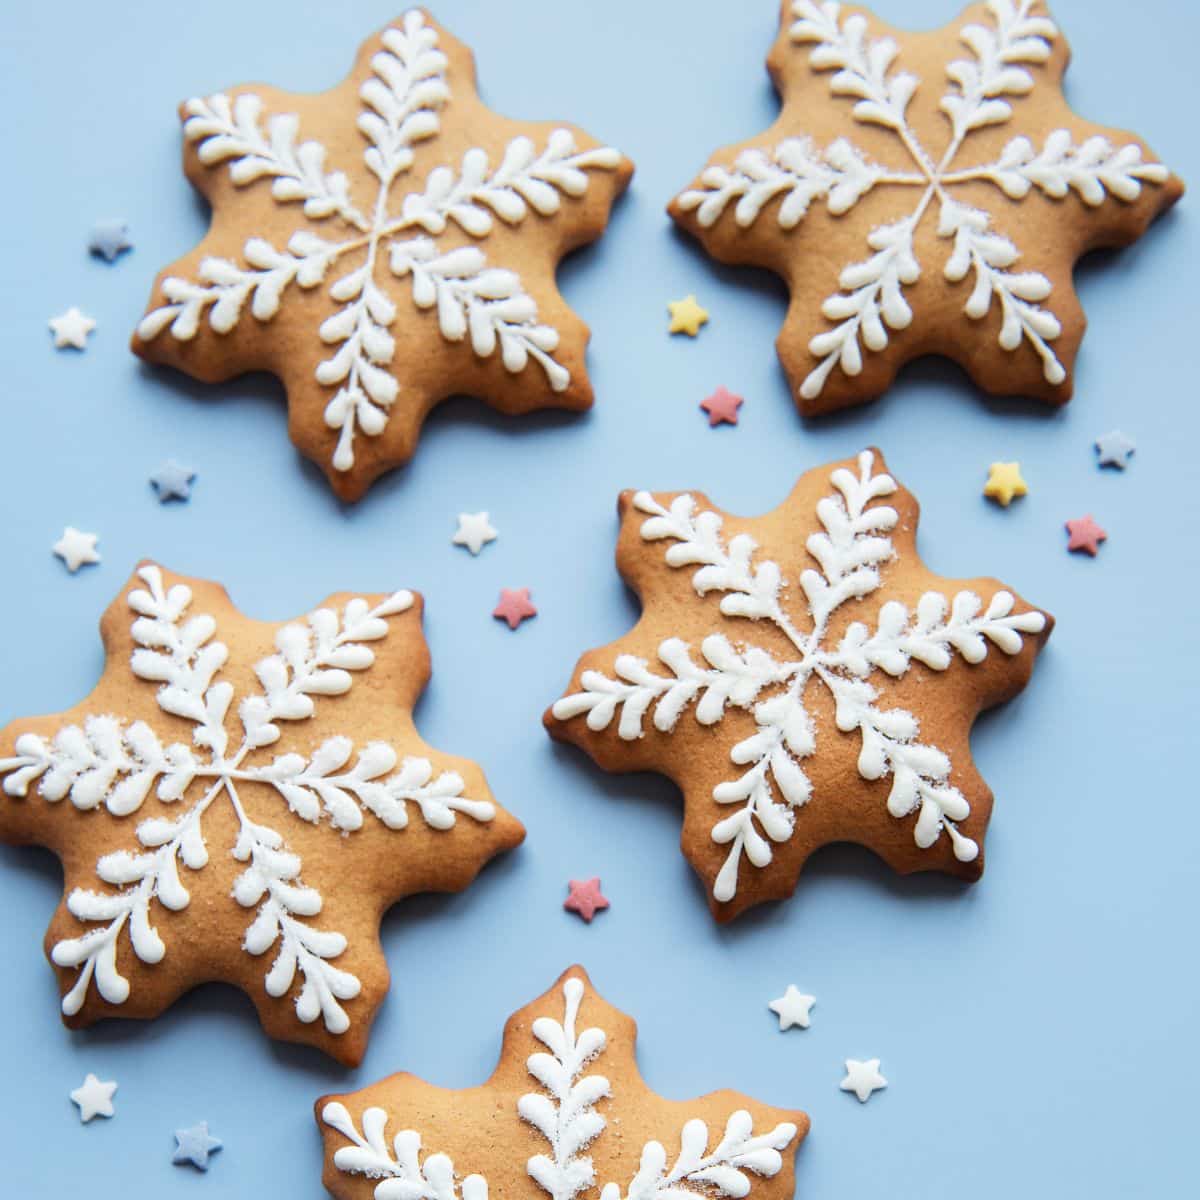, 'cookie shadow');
667,210,1186,427
134,347,598,520
544,737,973,946
667,223,791,312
